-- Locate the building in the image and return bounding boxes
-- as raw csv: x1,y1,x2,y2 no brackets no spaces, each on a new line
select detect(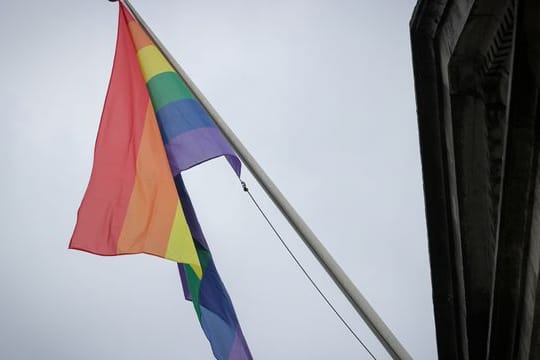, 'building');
410,0,540,359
